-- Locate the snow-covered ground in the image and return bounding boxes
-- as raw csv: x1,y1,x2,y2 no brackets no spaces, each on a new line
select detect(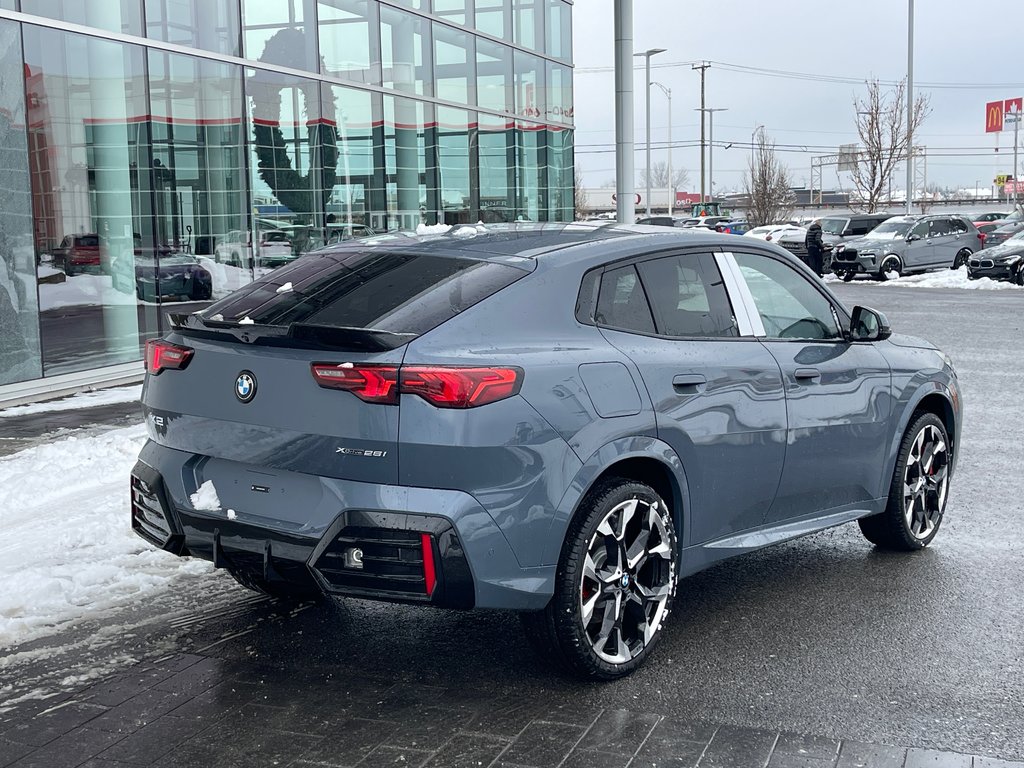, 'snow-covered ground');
0,425,212,652
0,384,142,418
825,265,1021,290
